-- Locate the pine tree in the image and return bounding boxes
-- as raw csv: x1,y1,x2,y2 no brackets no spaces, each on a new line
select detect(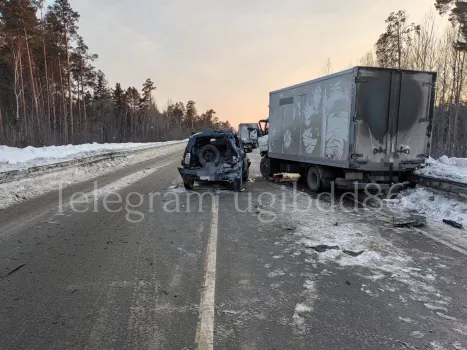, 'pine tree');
48,0,79,140
185,100,197,131
375,11,420,68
